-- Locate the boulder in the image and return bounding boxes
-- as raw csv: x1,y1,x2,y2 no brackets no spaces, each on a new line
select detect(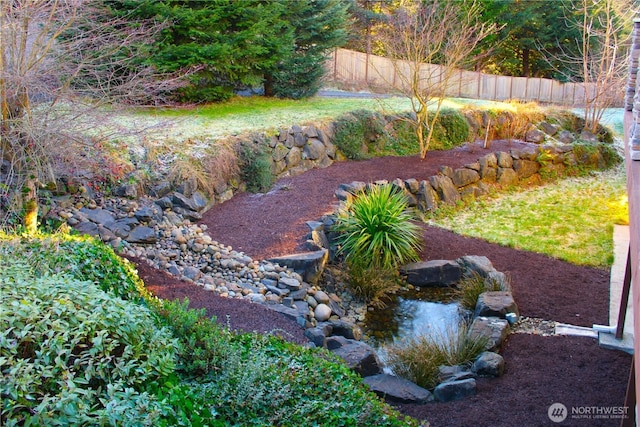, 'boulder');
451,168,480,188
304,138,326,160
495,151,513,168
474,291,519,318
417,180,438,212
267,250,328,285
472,351,505,377
438,365,476,383
326,336,383,377
429,175,461,205
79,207,115,228
456,255,495,278
525,129,546,143
400,259,462,287
469,316,510,351
497,167,519,186
126,226,157,244
433,378,476,402
326,319,363,341
513,159,540,179
364,374,434,404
